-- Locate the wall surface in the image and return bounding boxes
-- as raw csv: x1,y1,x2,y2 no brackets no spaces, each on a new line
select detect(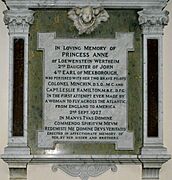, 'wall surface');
0,1,172,180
